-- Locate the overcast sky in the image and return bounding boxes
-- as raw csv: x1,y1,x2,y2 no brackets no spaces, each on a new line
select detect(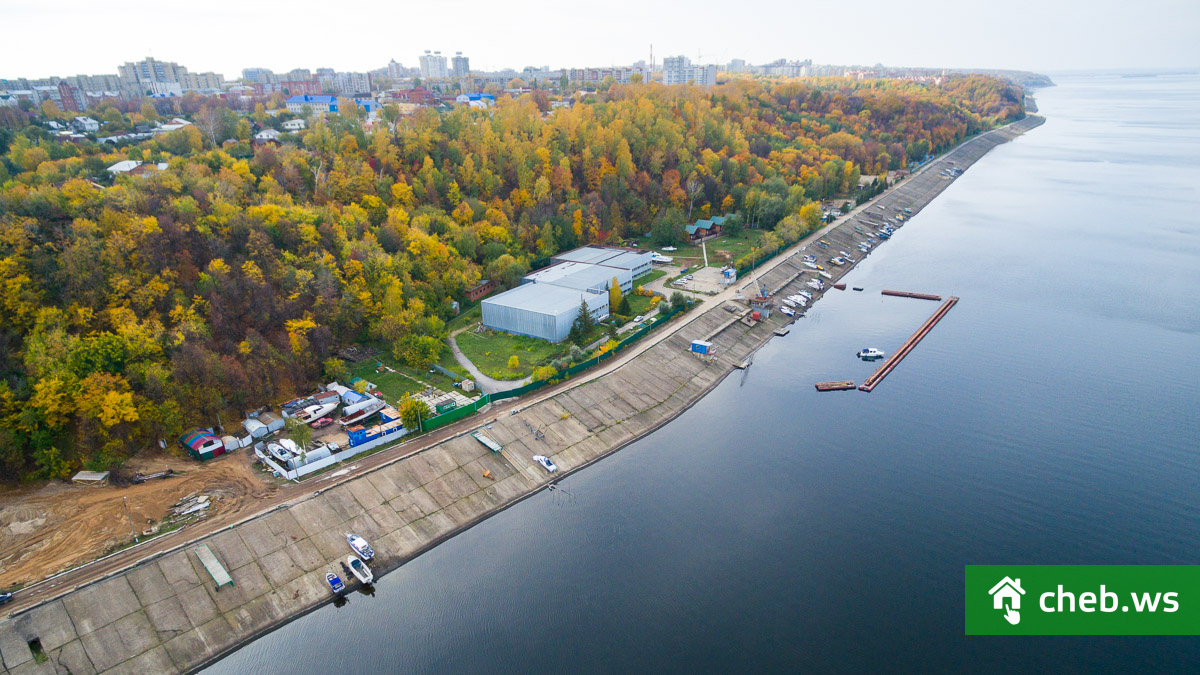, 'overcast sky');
3,0,1198,80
